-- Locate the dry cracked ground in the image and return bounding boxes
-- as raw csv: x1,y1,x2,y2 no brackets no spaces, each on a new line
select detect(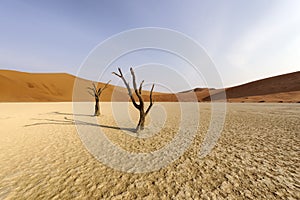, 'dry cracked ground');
0,102,299,199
